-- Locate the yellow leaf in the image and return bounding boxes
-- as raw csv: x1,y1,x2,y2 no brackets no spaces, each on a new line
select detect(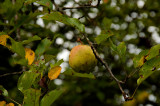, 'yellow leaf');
0,101,6,106
25,48,35,65
137,56,145,67
48,66,61,80
6,103,14,106
0,35,9,47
